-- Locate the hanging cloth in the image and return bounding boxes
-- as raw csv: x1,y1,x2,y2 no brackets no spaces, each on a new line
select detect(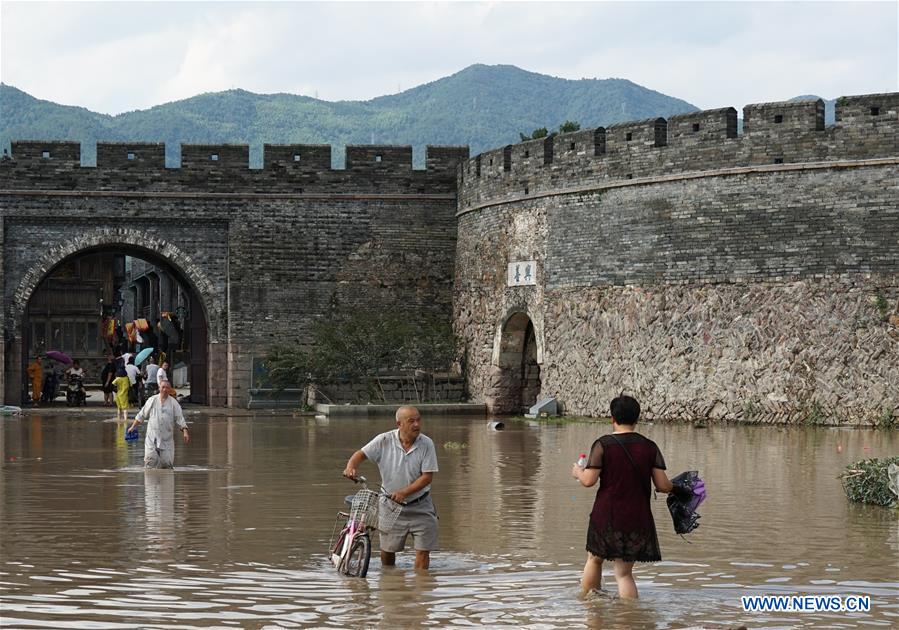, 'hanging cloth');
125,321,137,344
